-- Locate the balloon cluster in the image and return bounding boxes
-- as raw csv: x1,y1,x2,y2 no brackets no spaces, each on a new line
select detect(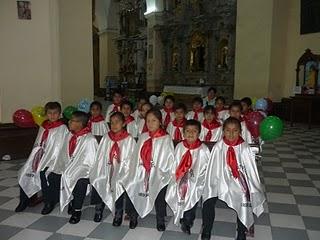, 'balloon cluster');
245,97,282,141
148,92,175,106
12,98,94,128
12,106,46,128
